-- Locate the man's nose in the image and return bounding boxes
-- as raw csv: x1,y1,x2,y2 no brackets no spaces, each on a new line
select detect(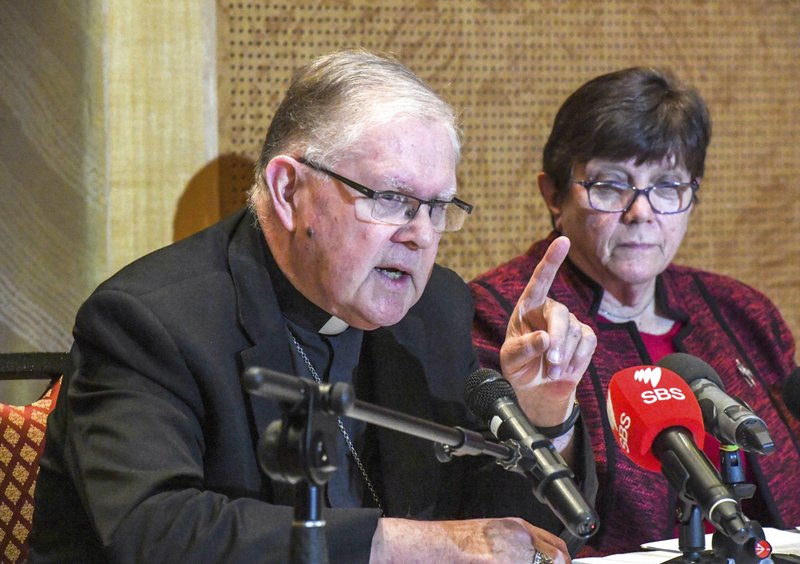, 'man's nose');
398,205,437,248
